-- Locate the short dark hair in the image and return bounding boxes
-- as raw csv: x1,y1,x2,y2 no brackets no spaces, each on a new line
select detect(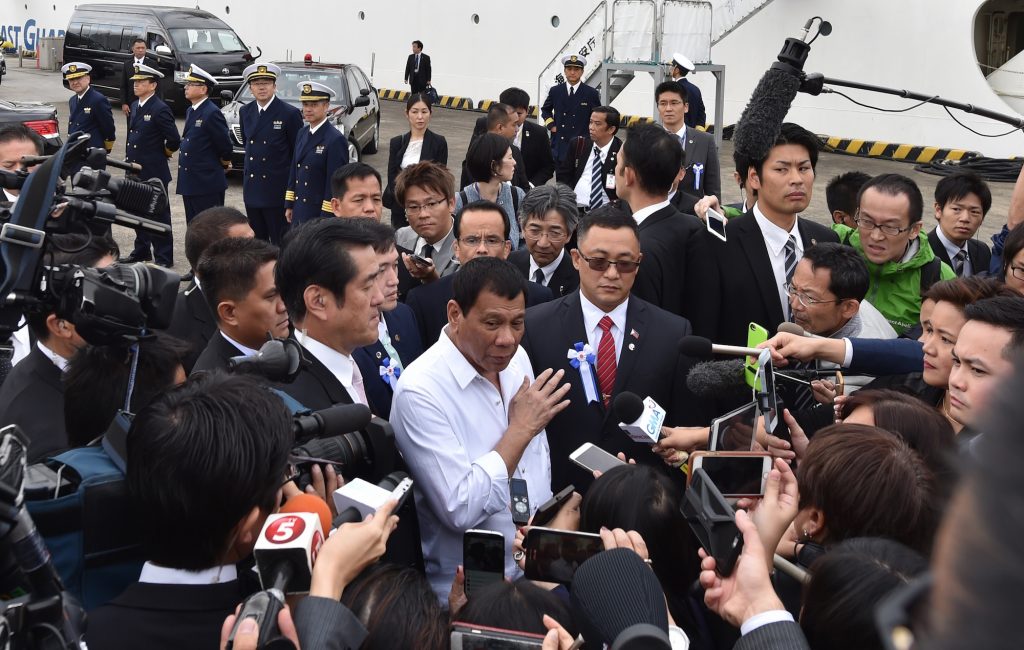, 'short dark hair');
1001,222,1024,282
184,206,250,270
963,296,1024,358
454,199,510,240
576,203,640,246
498,87,530,111
655,80,687,104
592,105,620,133
197,237,279,322
63,333,189,447
330,162,382,200
459,579,577,638
857,173,924,225
276,217,378,320
452,256,526,315
934,171,992,215
405,92,433,112
127,371,292,569
412,40,423,49
345,216,396,254
747,122,819,180
131,37,146,47
394,160,454,204
339,563,446,650
465,133,511,184
621,124,681,196
485,103,514,132
801,242,870,302
825,171,871,216
924,275,1016,310
0,124,44,155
